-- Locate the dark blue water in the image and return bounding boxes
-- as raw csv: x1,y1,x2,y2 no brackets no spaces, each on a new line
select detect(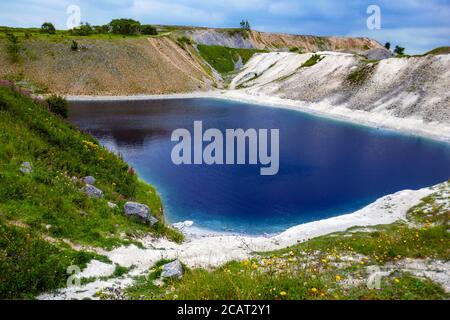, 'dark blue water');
68,98,450,234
